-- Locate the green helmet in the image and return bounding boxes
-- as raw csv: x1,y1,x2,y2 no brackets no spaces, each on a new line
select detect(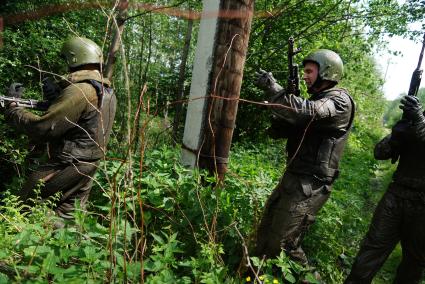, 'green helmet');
302,49,343,83
61,37,102,68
